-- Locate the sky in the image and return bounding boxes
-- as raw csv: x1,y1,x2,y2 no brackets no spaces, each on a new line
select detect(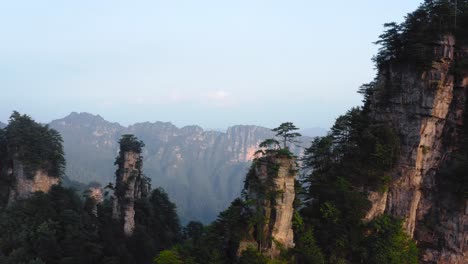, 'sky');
0,0,422,130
